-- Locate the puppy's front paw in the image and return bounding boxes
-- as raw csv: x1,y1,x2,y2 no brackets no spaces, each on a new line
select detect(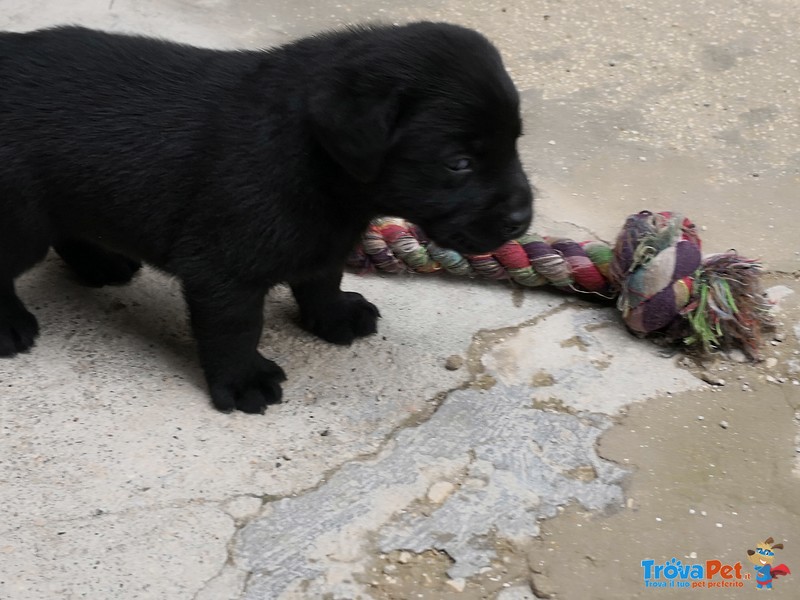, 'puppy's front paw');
0,306,39,356
207,356,287,414
302,291,380,345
